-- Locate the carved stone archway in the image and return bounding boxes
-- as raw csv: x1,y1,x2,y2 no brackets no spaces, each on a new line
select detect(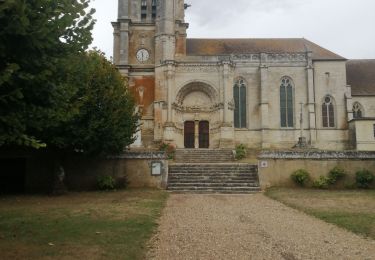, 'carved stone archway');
173,81,221,148
174,81,221,113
